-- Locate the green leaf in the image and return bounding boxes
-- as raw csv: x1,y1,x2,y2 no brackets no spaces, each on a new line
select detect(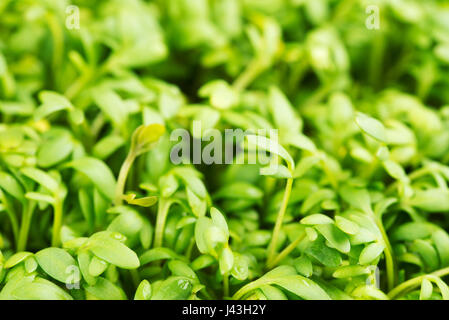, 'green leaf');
315,224,350,253
333,265,370,278
420,278,433,300
140,248,184,265
191,255,215,271
159,174,179,198
284,133,316,152
359,243,385,265
195,217,214,254
24,257,38,273
426,275,449,300
245,134,295,170
134,280,152,300
92,135,125,160
409,189,449,212
173,168,207,198
88,232,140,269
84,277,126,300
77,250,96,286
382,160,407,181
432,230,449,267
335,216,359,235
150,277,193,300
25,192,55,204
268,86,302,135
259,285,288,300
123,194,158,207
37,129,73,167
35,91,73,121
167,260,199,283
305,236,342,267
231,253,249,281
355,112,387,143
300,189,335,214
12,277,73,300
35,248,79,283
300,214,334,225
260,164,292,178
64,157,116,201
186,187,207,217
88,256,108,277
391,222,436,241
339,185,371,213
210,207,229,239
219,246,234,275
131,124,166,155
21,167,59,195
213,182,263,200
294,255,313,277
92,88,128,129
242,266,330,300
4,252,33,269
410,239,439,271
199,80,238,110
107,207,143,244
0,171,24,200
